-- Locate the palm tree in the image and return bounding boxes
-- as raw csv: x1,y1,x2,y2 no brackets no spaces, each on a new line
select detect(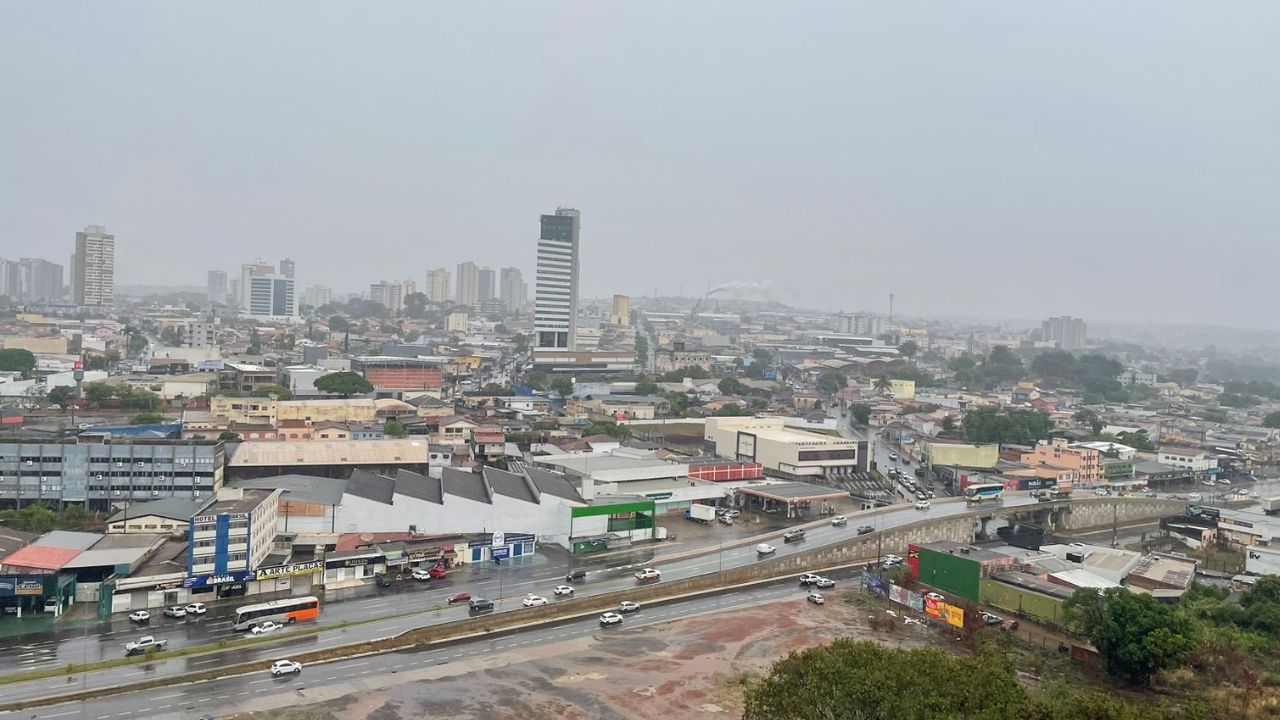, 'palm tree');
873,376,893,394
